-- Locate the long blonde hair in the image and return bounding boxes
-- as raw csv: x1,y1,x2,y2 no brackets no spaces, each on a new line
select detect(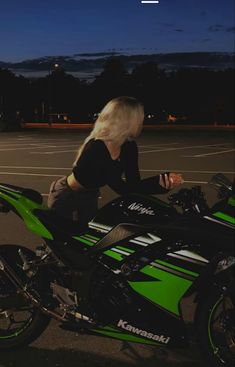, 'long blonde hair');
74,96,144,165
